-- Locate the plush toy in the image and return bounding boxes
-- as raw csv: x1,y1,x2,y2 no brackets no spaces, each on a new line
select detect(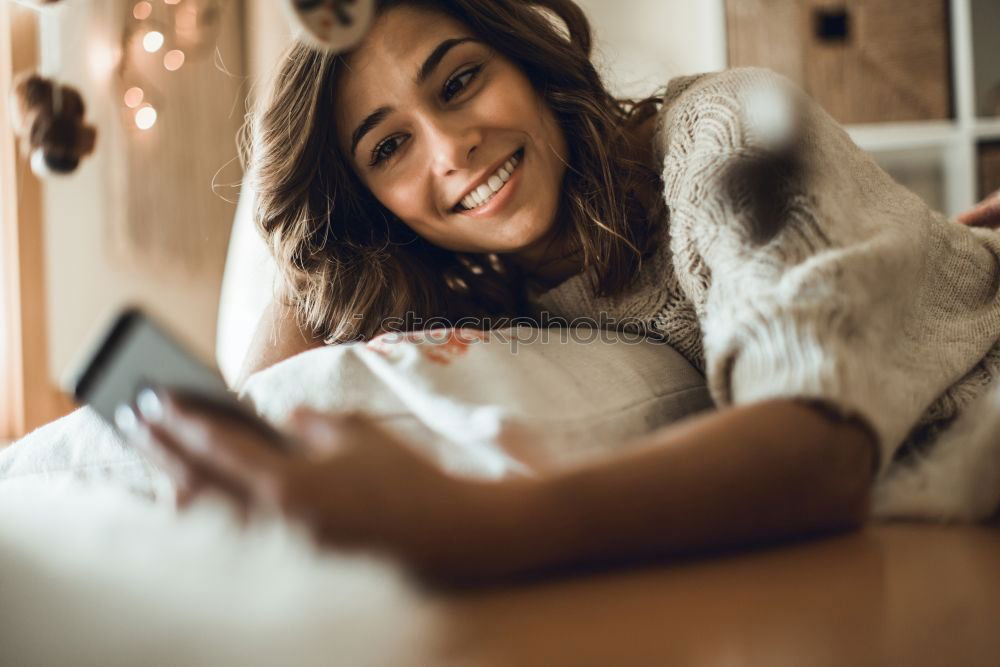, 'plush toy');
9,72,96,176
287,0,375,52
